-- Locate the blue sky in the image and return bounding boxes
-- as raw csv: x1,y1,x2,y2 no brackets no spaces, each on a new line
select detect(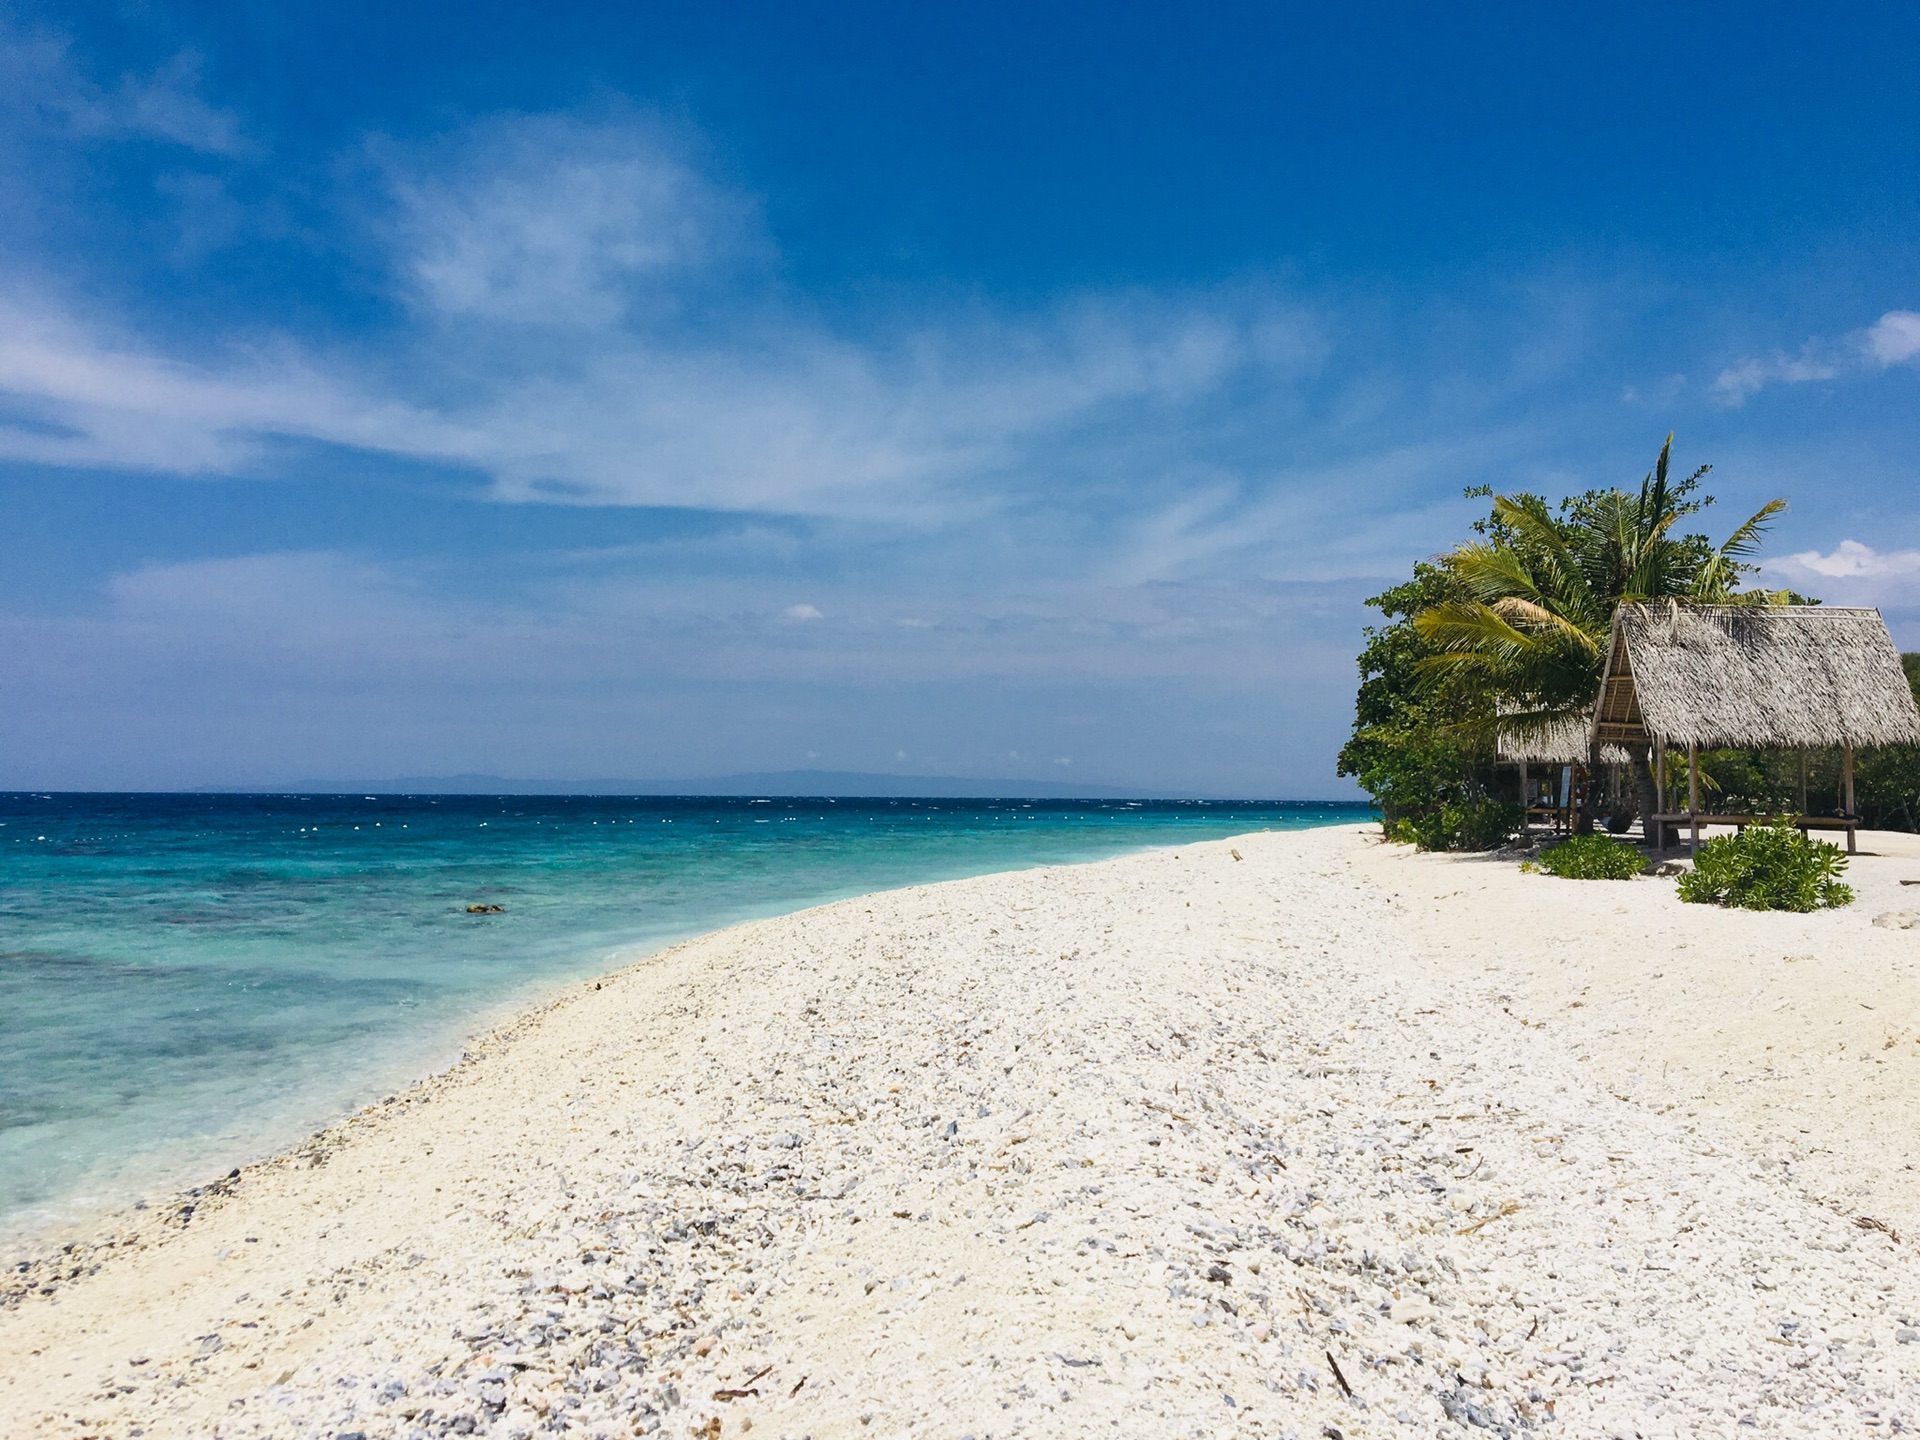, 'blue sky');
2,3,1917,794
